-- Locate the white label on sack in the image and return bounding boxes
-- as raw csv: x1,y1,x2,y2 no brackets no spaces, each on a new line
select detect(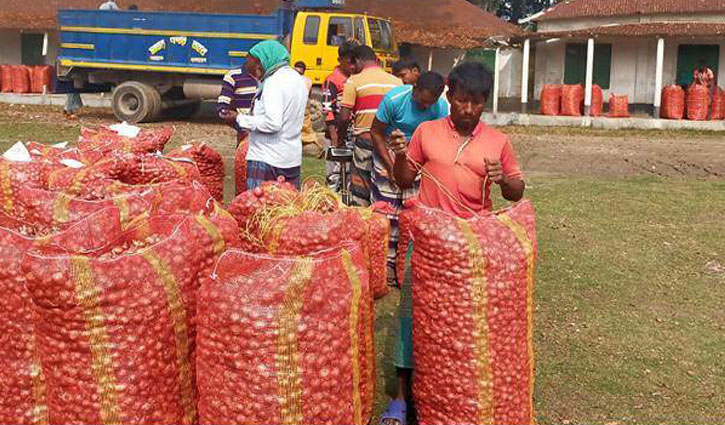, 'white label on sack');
181,144,193,151
30,149,42,155
109,121,141,138
60,159,85,169
3,142,32,162
52,142,69,149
